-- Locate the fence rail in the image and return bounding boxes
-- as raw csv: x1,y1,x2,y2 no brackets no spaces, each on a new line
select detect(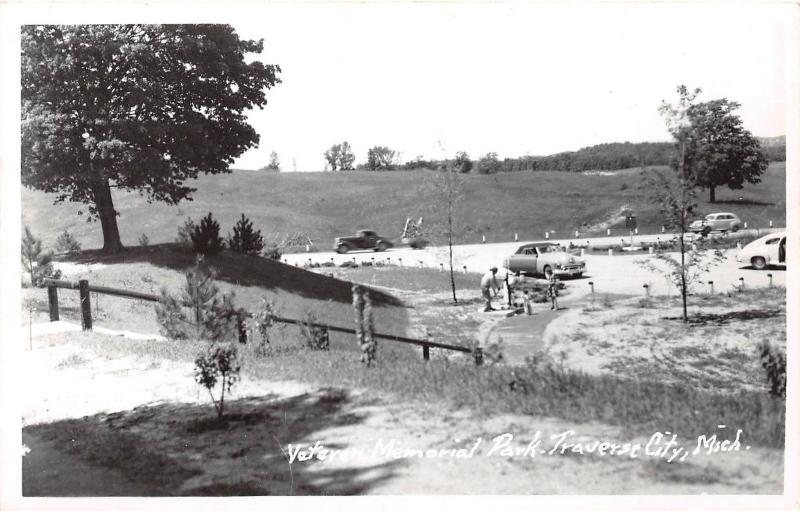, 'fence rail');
42,278,480,363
